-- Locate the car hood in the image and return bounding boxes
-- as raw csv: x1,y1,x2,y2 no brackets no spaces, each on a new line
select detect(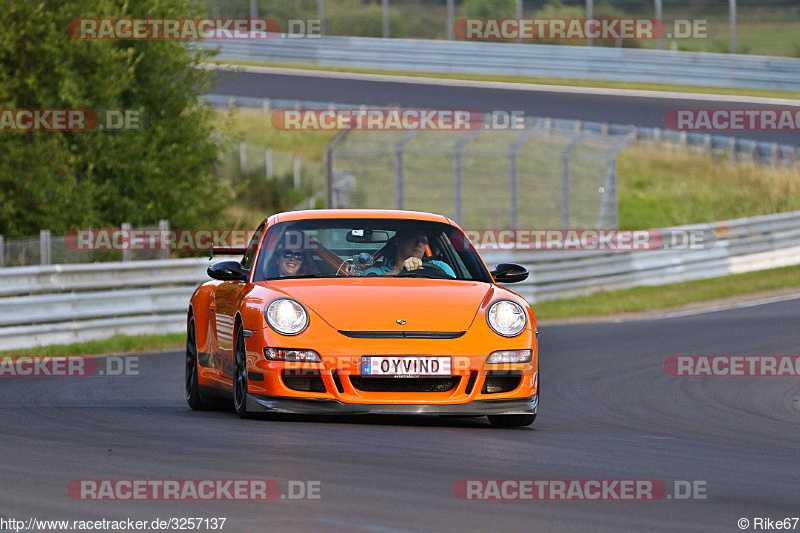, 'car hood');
266,279,493,332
